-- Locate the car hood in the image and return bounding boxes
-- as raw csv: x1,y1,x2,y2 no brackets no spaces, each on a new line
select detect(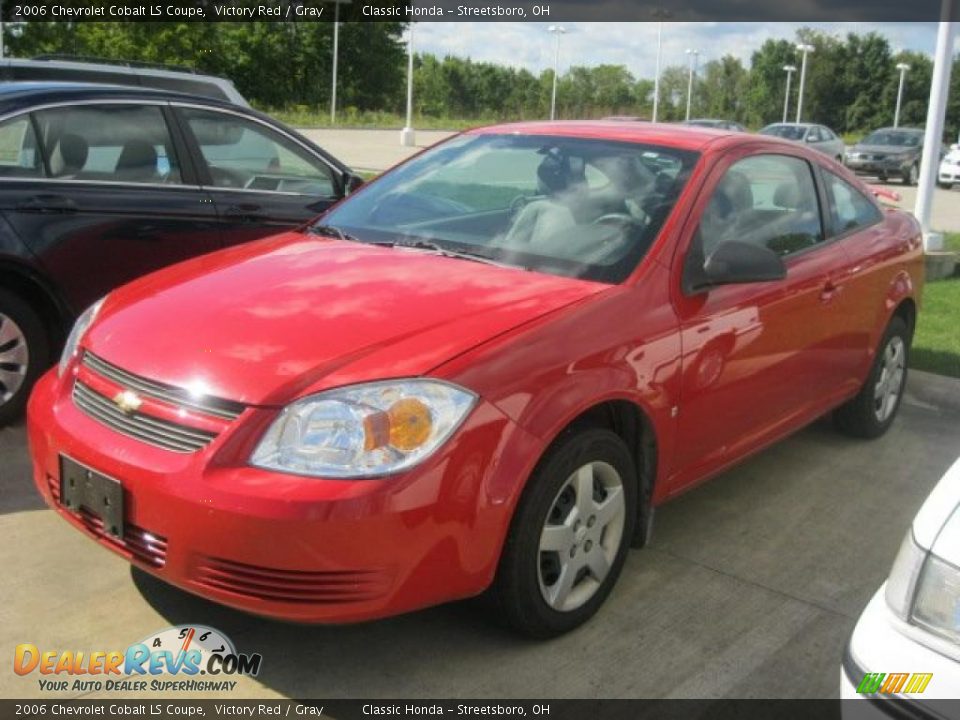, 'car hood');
851,144,916,155
85,233,606,406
